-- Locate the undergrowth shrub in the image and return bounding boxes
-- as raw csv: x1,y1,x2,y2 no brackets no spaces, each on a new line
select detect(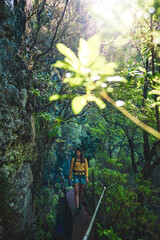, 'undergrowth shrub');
34,183,64,240
85,158,160,240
